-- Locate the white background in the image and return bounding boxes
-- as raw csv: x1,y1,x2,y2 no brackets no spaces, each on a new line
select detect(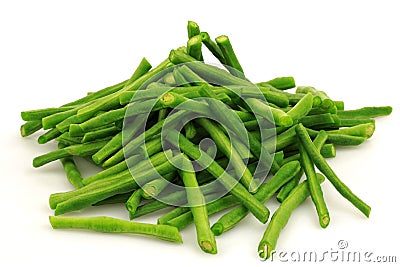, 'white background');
1,0,399,266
